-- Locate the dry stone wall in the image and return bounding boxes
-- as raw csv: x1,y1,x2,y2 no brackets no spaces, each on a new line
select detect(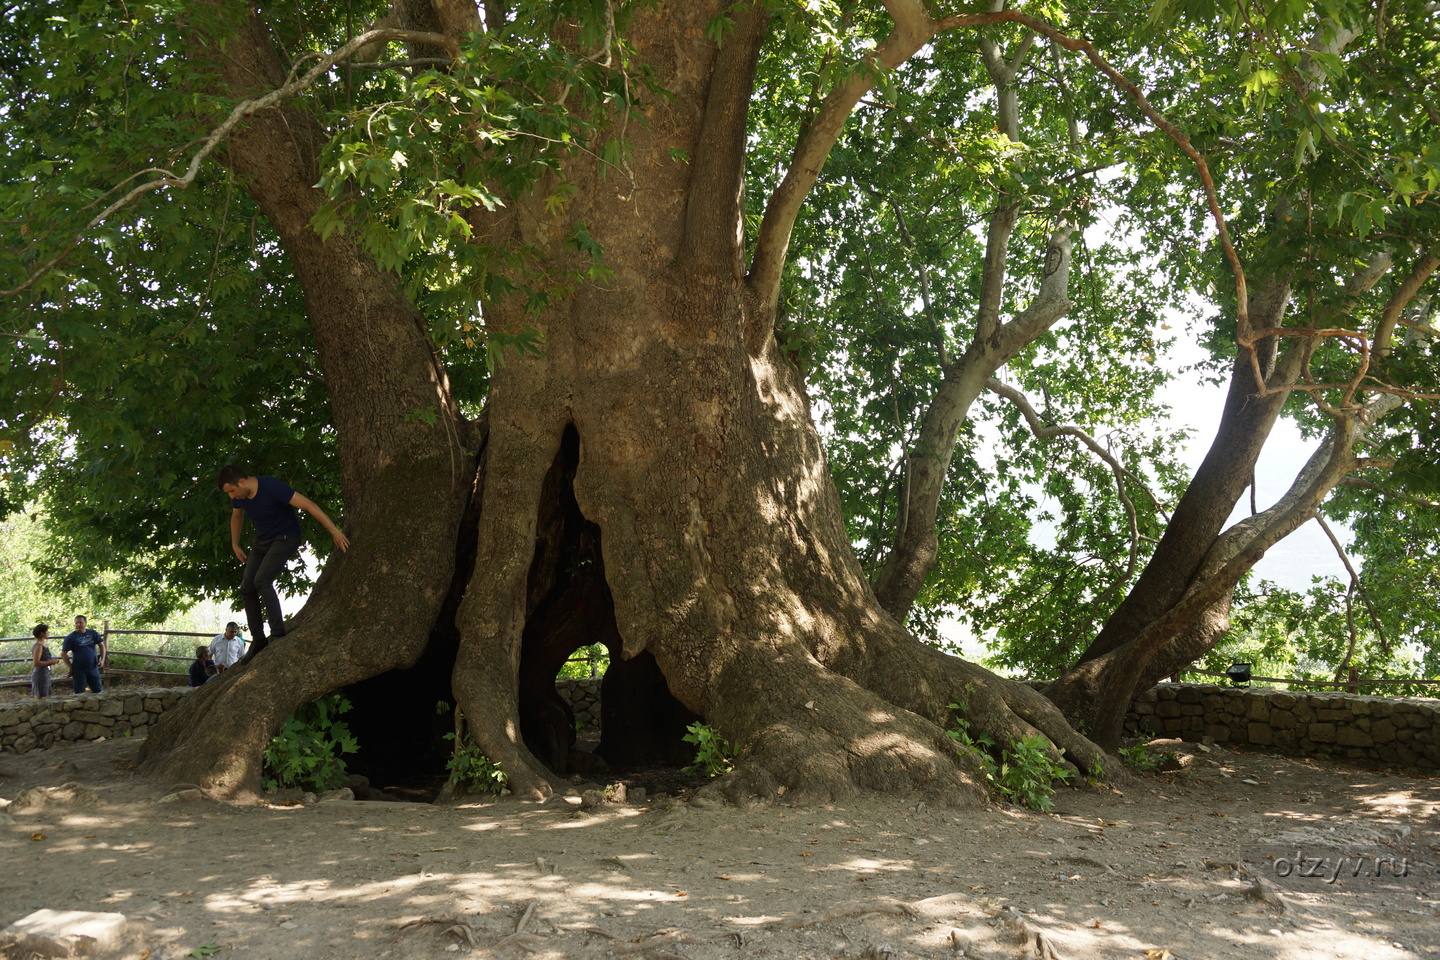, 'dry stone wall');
1127,682,1440,768
0,688,190,755
6,680,1438,771
556,678,601,731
